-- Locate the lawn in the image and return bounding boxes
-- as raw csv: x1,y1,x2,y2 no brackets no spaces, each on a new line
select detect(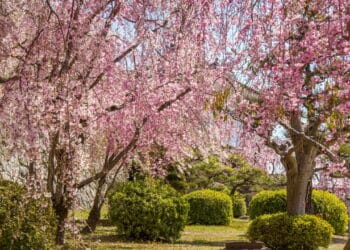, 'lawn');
80,219,249,250
63,213,347,250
